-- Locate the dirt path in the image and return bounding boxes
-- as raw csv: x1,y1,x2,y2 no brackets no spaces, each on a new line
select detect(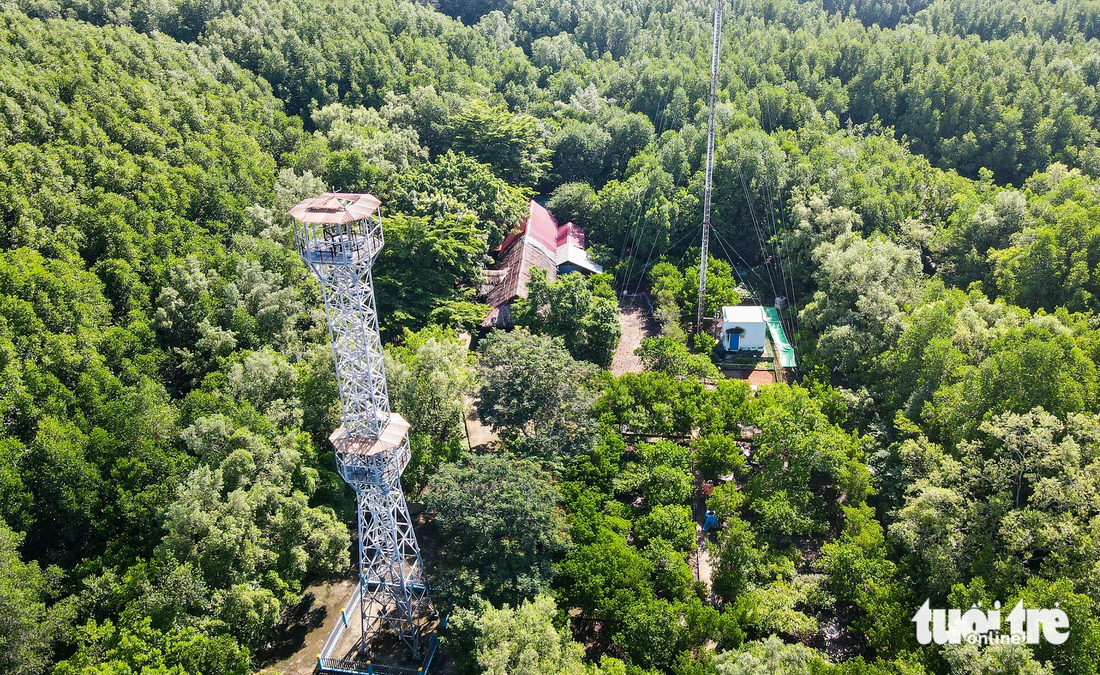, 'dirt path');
464,396,499,452
697,545,714,598
721,368,776,386
258,509,443,674
692,472,716,599
611,294,658,377
257,575,358,675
